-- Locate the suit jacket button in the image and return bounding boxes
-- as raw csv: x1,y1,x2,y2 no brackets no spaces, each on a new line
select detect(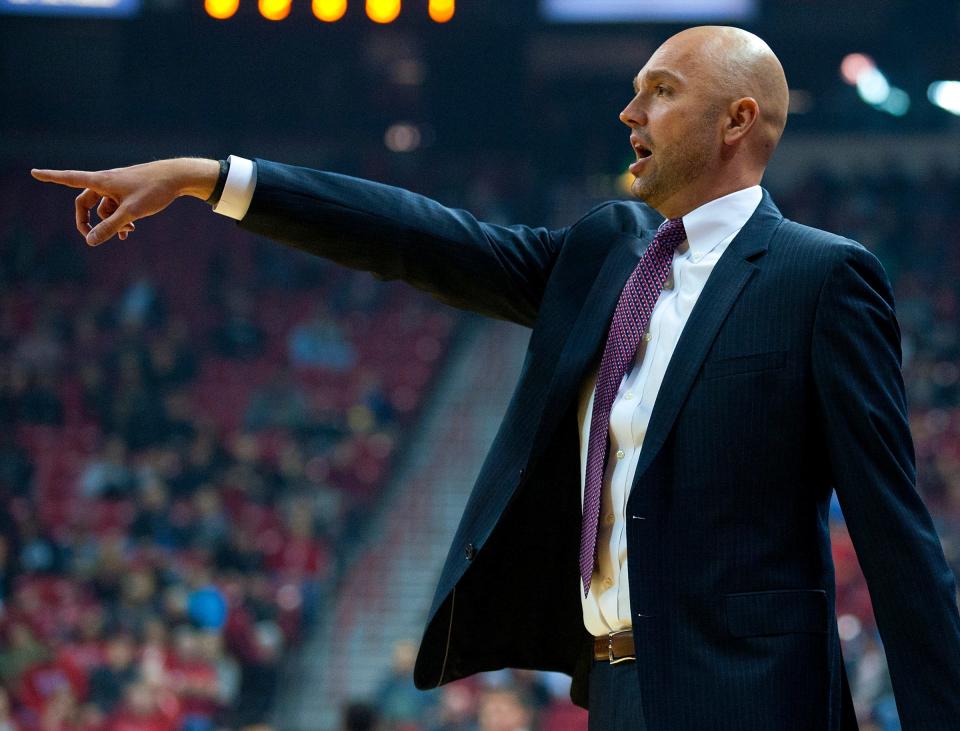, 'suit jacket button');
519,468,525,479
465,542,476,561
